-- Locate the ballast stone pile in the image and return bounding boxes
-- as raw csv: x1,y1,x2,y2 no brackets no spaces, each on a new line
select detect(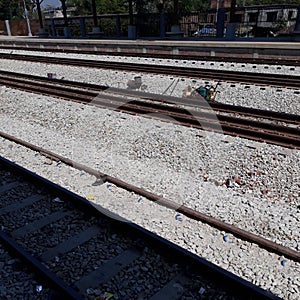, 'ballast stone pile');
0,52,299,299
